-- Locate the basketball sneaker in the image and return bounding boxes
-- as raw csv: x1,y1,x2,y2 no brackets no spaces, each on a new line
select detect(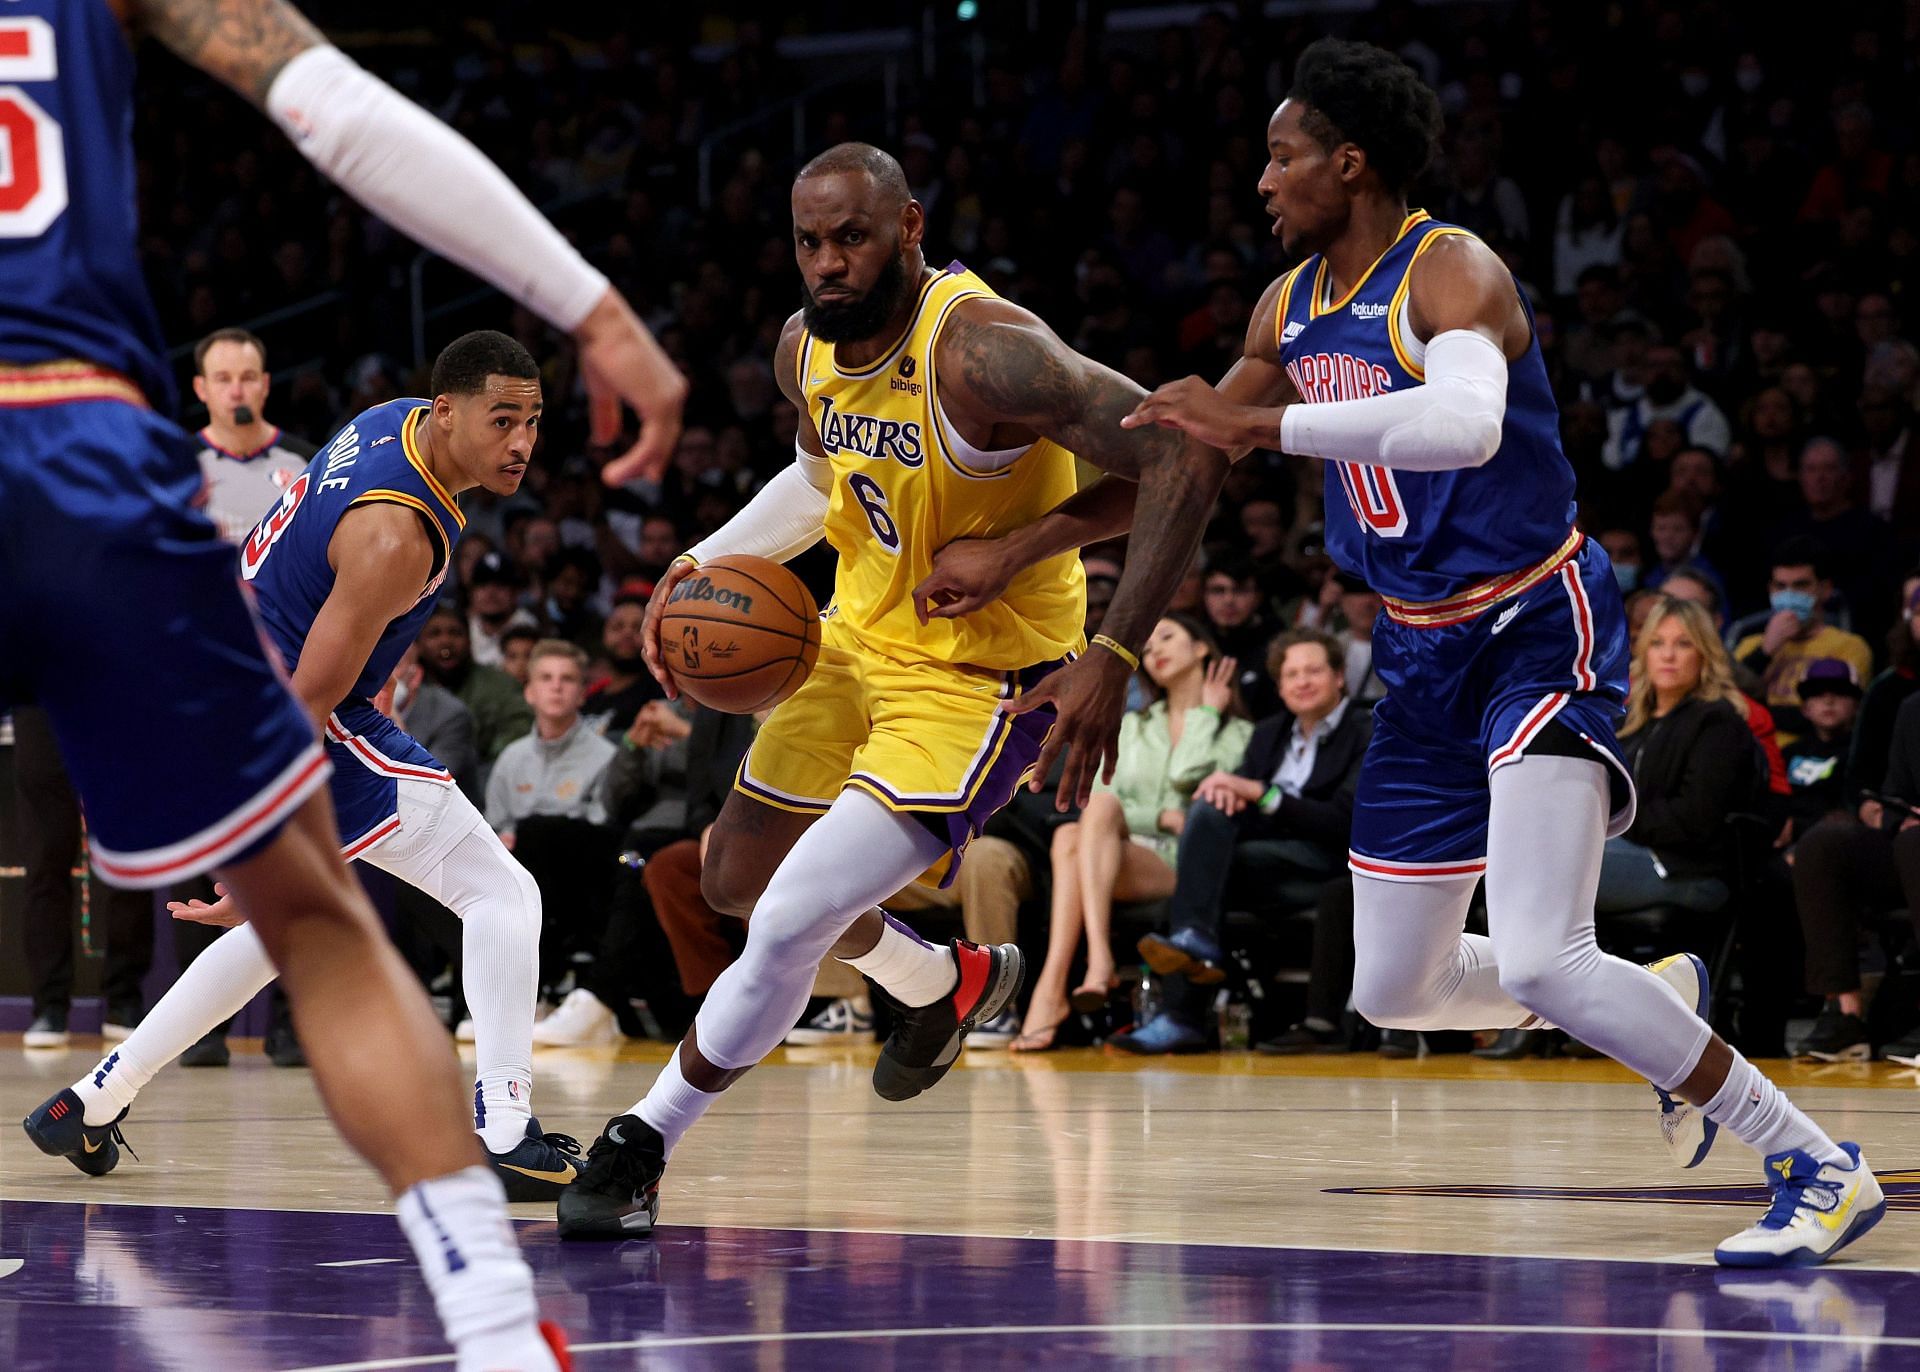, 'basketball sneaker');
1797,1008,1871,1063
23,1008,69,1049
1714,1143,1885,1268
1648,952,1718,1169
533,989,622,1048
784,997,873,1045
22,1087,135,1177
486,1119,583,1202
871,938,1024,1102
555,1114,665,1240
